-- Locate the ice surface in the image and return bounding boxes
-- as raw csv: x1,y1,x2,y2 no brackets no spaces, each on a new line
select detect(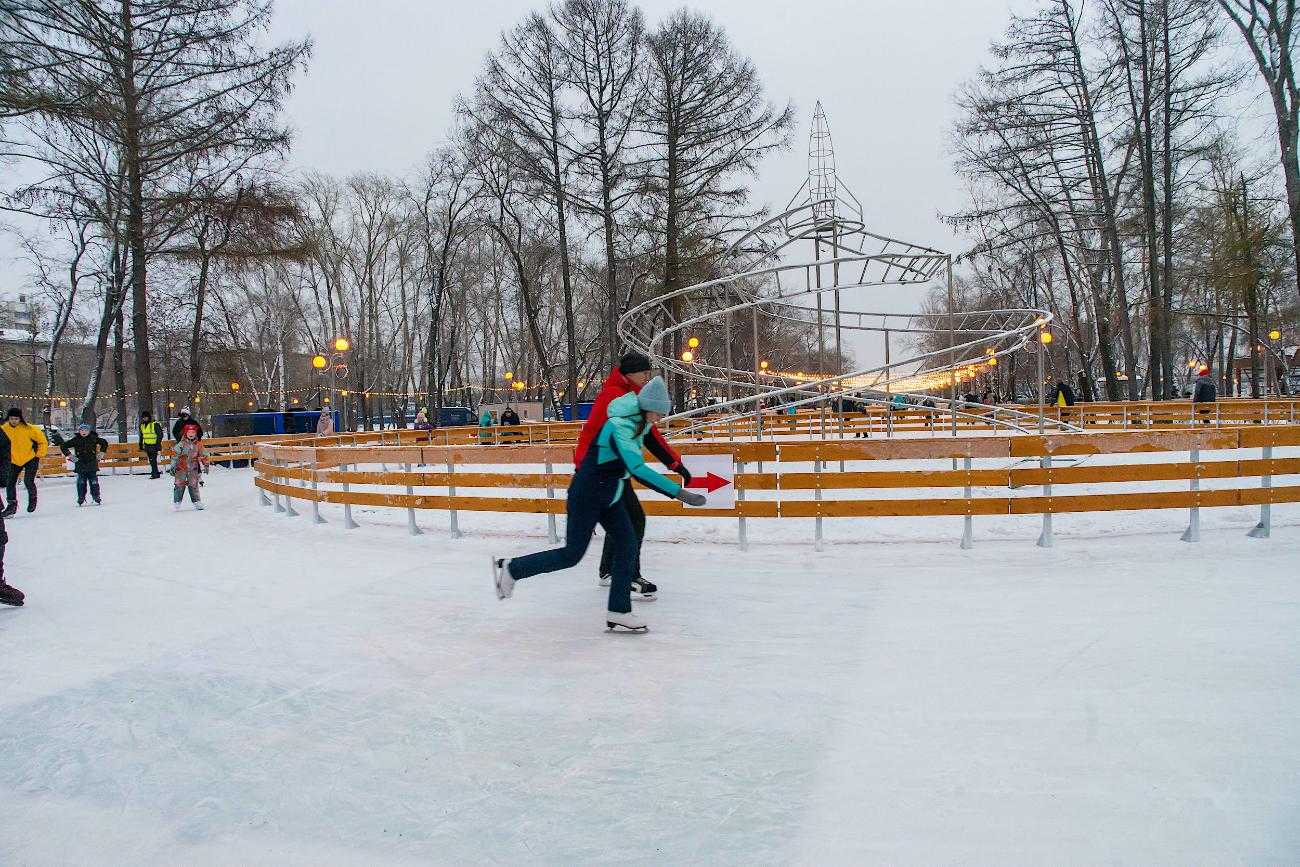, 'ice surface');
1,467,1298,864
